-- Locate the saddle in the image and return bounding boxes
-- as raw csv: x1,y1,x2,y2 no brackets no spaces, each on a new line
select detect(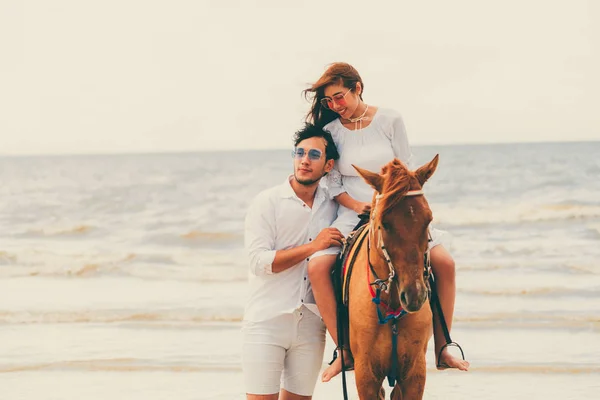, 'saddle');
338,224,369,306
331,214,370,310
328,216,370,379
